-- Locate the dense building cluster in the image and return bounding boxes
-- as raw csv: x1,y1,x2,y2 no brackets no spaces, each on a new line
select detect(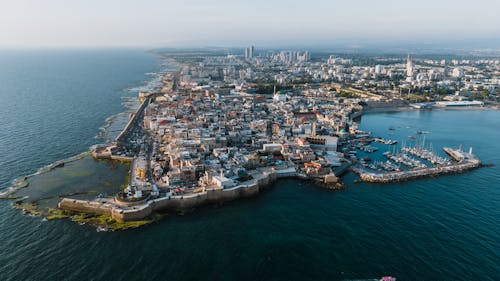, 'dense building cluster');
173,47,499,103
138,82,360,195
119,47,498,200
